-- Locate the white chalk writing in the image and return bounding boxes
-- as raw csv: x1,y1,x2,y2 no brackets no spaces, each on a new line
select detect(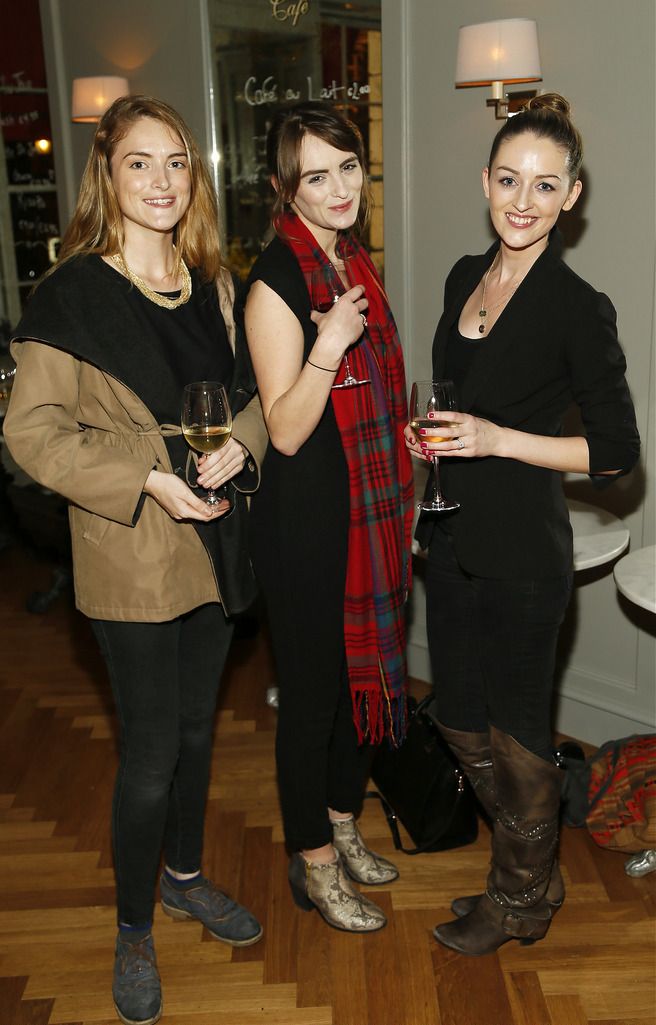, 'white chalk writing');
243,75,370,107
